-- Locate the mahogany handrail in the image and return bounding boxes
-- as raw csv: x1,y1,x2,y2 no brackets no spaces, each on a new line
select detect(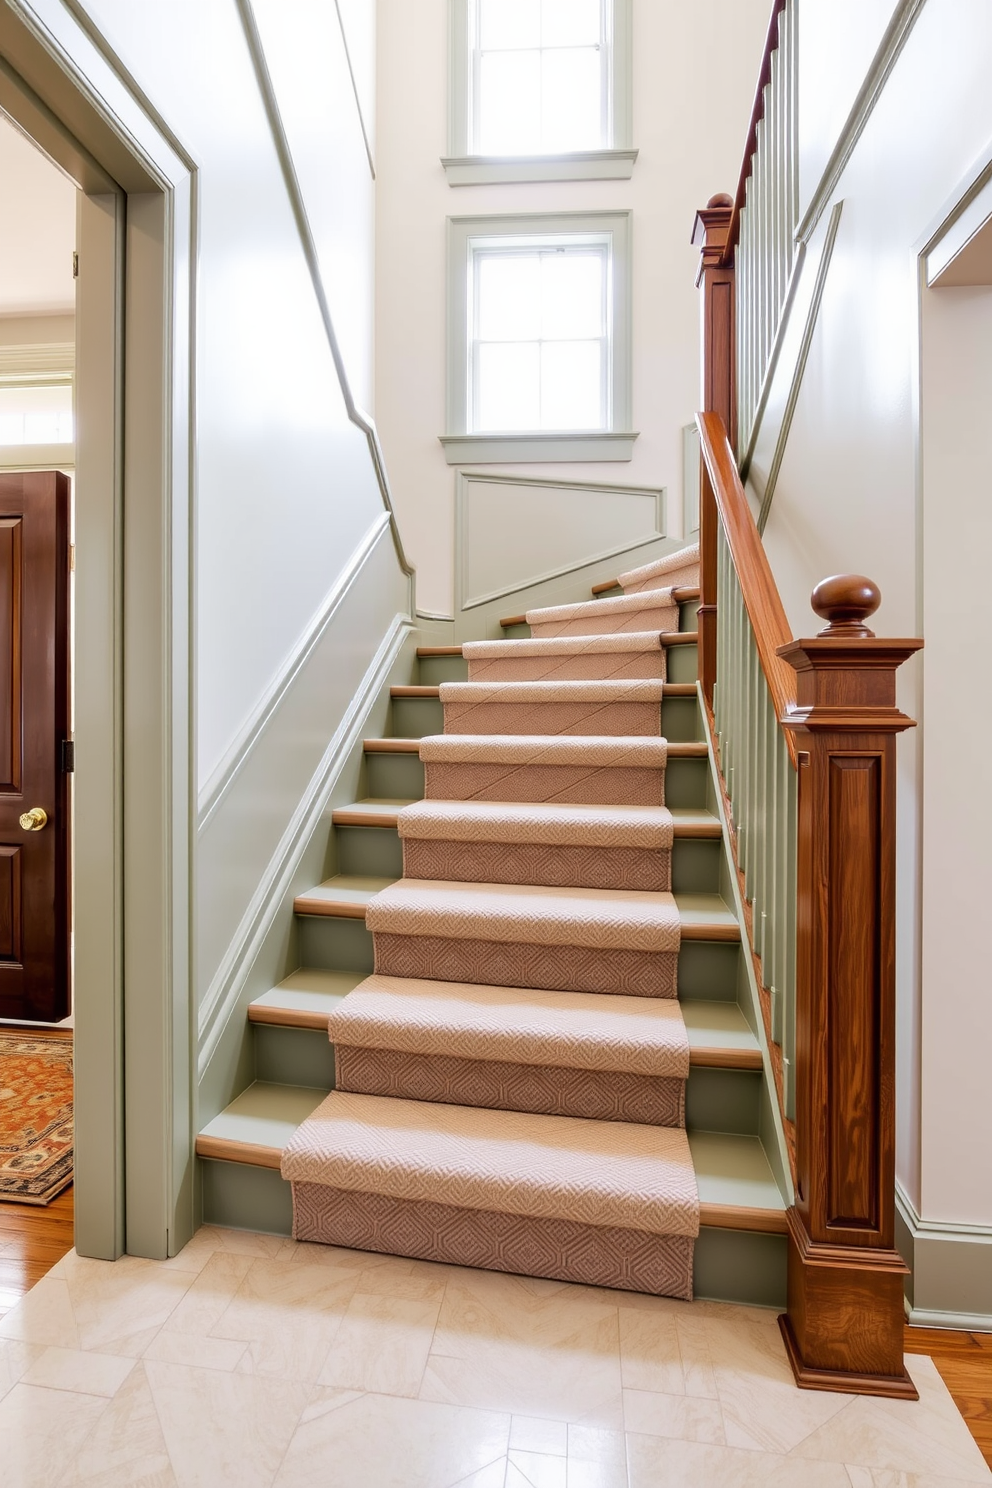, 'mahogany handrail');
696,411,798,764
722,0,787,267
